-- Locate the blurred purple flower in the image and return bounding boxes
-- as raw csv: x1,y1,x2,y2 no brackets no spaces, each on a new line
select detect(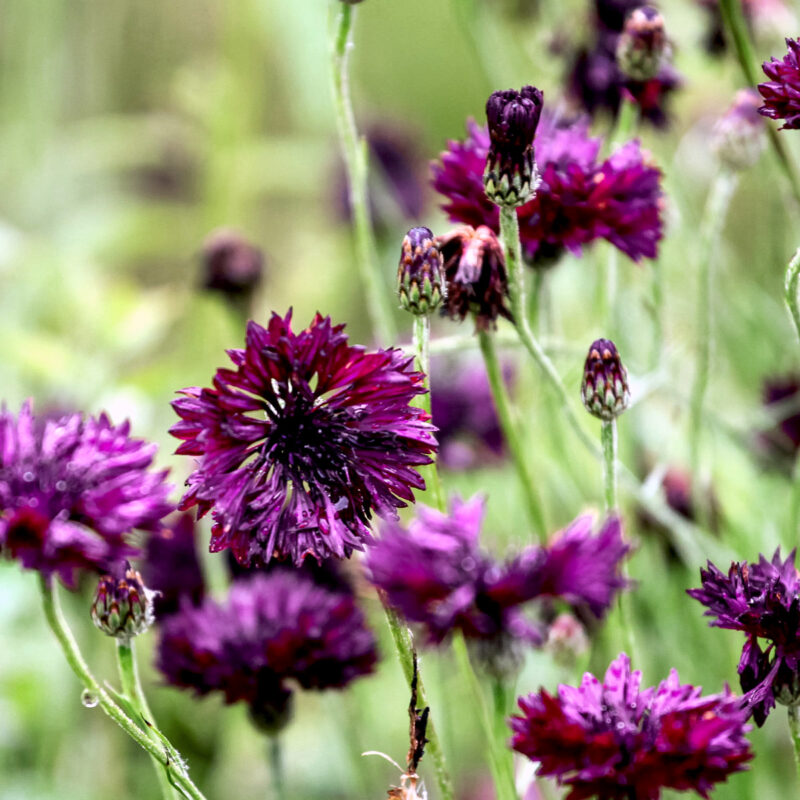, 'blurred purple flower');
688,549,800,725
758,374,800,469
170,310,436,567
431,114,663,264
511,652,752,800
157,571,377,731
759,38,800,129
0,402,173,588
